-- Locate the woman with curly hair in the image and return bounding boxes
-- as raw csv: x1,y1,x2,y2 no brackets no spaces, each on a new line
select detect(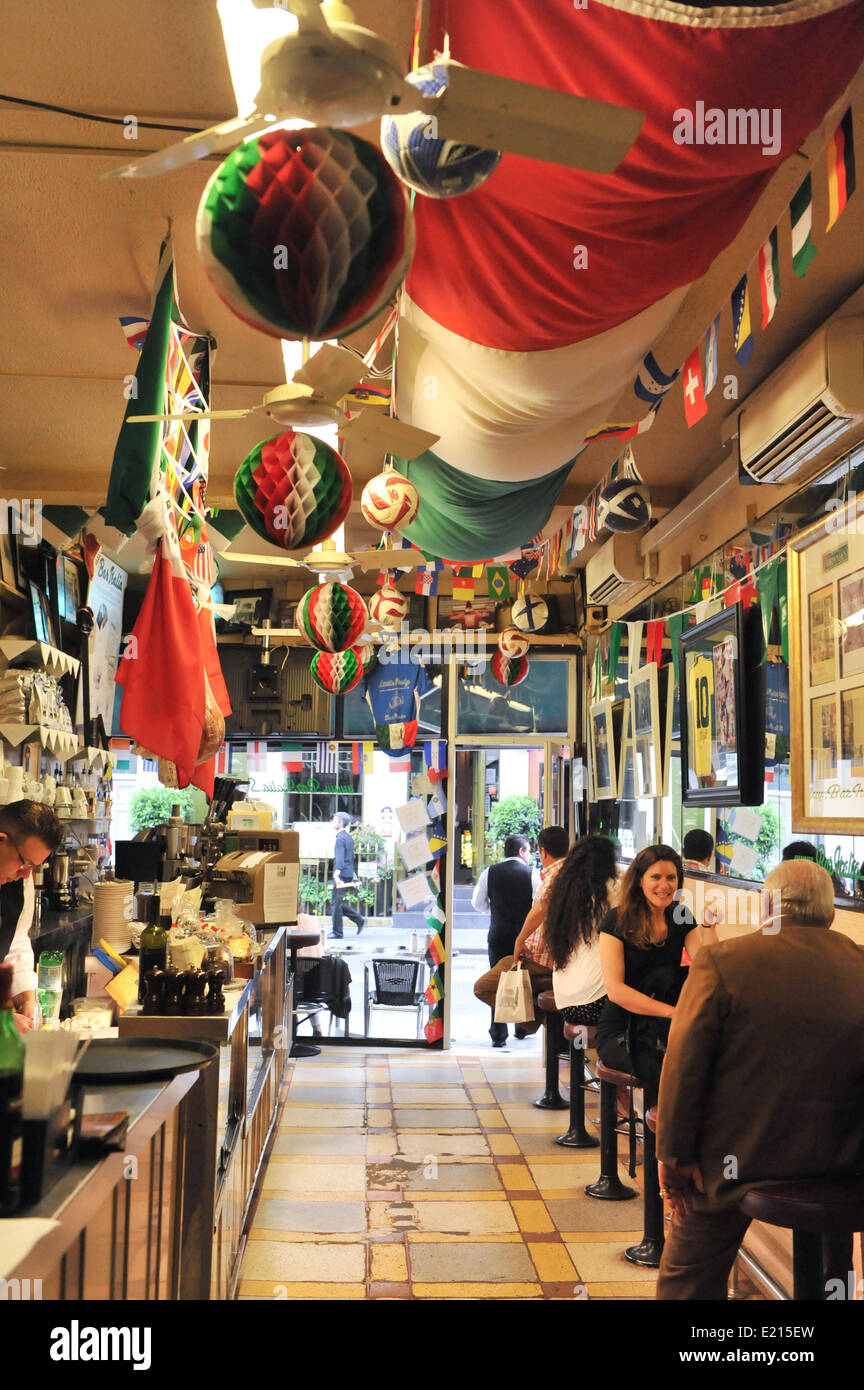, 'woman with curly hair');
547,835,620,1026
